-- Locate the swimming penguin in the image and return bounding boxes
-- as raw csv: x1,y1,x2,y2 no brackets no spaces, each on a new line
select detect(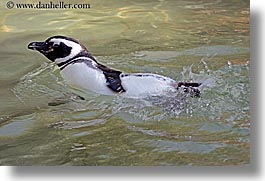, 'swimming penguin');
28,35,201,98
